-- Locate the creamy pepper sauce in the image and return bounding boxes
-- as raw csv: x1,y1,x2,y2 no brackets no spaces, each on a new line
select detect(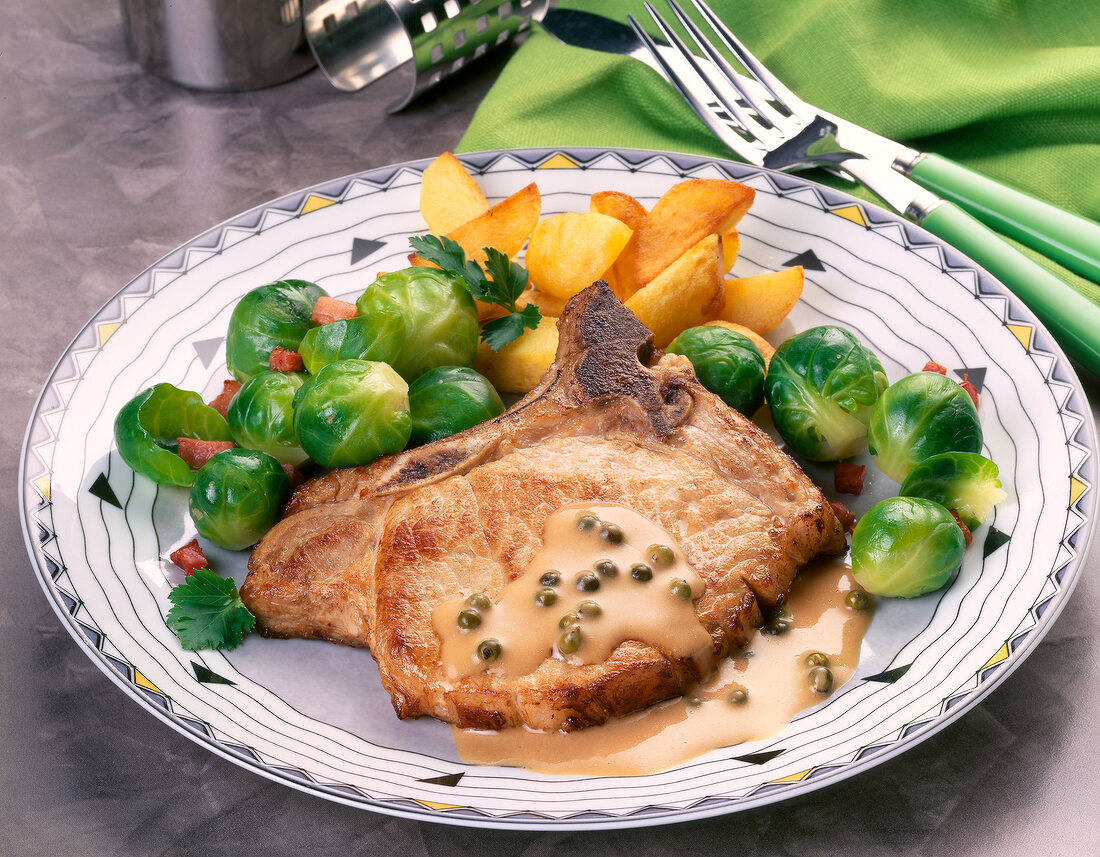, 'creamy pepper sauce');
448,509,871,775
